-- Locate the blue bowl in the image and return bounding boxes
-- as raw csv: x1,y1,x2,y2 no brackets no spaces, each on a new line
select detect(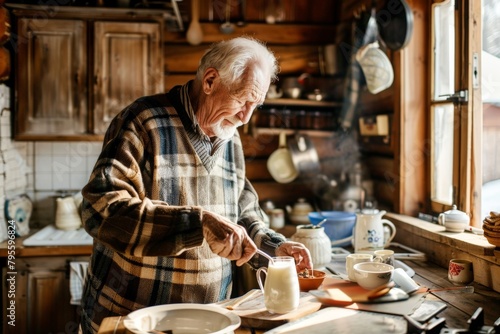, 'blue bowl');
308,211,356,247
